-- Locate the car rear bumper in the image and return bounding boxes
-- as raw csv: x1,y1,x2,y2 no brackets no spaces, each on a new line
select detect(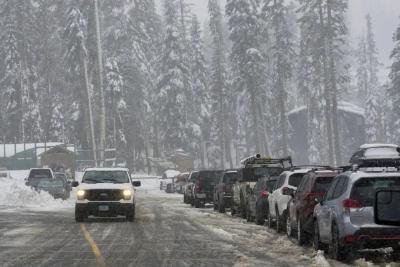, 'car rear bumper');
76,202,133,217
195,193,213,203
344,228,400,249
